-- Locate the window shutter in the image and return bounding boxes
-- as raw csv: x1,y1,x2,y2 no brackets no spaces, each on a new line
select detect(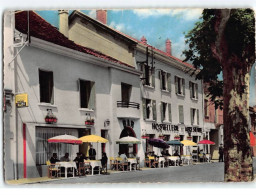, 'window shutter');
189,82,192,99
159,70,162,90
152,100,157,121
179,105,184,124
168,103,172,122
151,68,155,88
182,78,185,96
142,98,146,120
197,109,199,125
88,81,96,110
167,73,171,92
141,64,146,85
190,108,193,125
196,84,198,99
160,102,163,122
175,76,178,94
